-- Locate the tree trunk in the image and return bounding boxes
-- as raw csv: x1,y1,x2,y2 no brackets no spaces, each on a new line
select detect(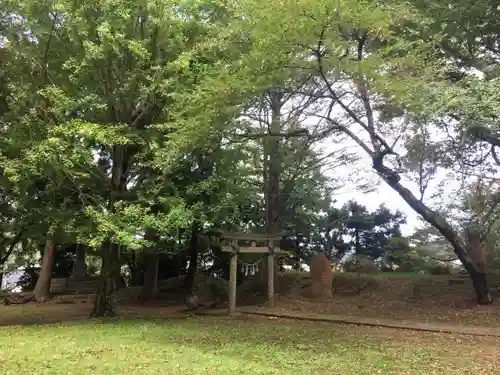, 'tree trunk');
469,267,492,304
139,227,160,300
71,244,87,280
91,242,120,317
185,220,200,295
372,158,493,304
261,92,282,291
33,237,56,302
0,229,24,266
114,245,124,290
464,228,492,304
90,143,130,317
126,251,143,286
140,252,159,301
